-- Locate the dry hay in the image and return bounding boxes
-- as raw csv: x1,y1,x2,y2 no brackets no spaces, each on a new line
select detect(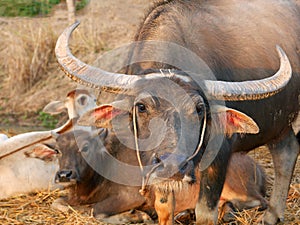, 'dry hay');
0,189,100,225
0,146,298,225
0,184,299,225
0,20,56,96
